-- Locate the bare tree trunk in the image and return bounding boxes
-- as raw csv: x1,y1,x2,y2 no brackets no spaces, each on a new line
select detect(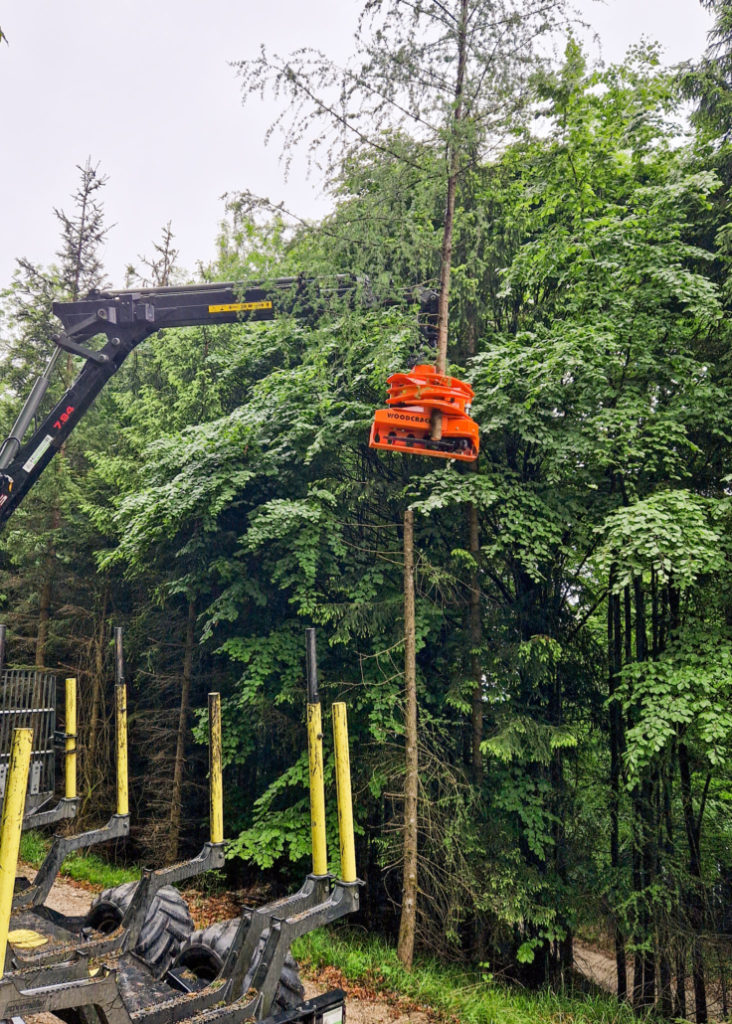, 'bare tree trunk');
630,578,657,1011
35,575,51,668
168,598,197,862
608,582,628,1000
468,499,482,782
36,446,64,668
640,775,657,1009
85,587,109,803
676,945,688,1020
659,942,673,1019
431,0,468,438
397,509,418,970
678,738,708,1024
658,768,674,1019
